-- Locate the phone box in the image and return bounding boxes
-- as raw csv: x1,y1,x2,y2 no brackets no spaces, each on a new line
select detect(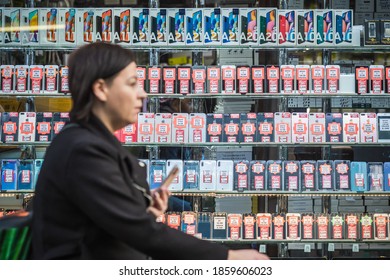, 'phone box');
259,8,277,46
317,160,334,191
345,214,359,239
256,213,272,240
34,159,43,188
301,213,315,239
316,214,330,239
240,113,257,143
296,65,310,94
272,214,286,240
301,161,317,191
39,8,59,46
296,10,315,47
334,160,351,191
183,160,199,190
207,66,221,94
361,213,374,239
167,8,186,46
239,8,258,46
185,8,203,46
18,112,36,142
197,212,211,239
227,214,242,240
1,65,15,93
223,113,240,143
136,66,147,93
370,65,384,94
308,113,326,143
36,112,53,142
334,10,353,46
216,160,233,192
266,65,280,94
113,8,131,45
250,160,266,191
15,65,29,93
386,66,390,94
166,212,181,230
206,113,223,143
166,159,183,191
52,112,69,138
326,65,340,94
374,214,389,240
368,162,384,191
274,112,291,143
2,112,18,143
181,211,197,235
355,66,369,94
311,65,325,94
95,8,113,43
292,112,308,143
147,66,161,94
162,66,176,94
233,160,250,191
172,113,188,144
326,113,343,142
267,160,283,191
150,8,167,46
137,113,155,143
18,159,34,191
178,66,191,95
77,9,95,44
120,123,137,143
251,66,265,94
212,213,227,239
378,113,390,143
189,113,206,143
364,20,381,45
21,8,40,45
384,162,390,191
243,213,256,239
149,160,166,190
44,65,59,93
1,160,18,191
257,112,274,142
132,8,149,46
221,8,239,46
29,65,44,94
380,20,390,45
236,65,251,95
280,65,295,94
284,161,300,192
199,160,216,191
330,213,344,239
59,66,69,94
3,8,21,45
221,65,236,94
192,66,206,94
203,8,221,46
286,213,301,240
278,10,296,46
315,10,334,46
343,112,360,143
351,161,368,192
58,8,77,47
